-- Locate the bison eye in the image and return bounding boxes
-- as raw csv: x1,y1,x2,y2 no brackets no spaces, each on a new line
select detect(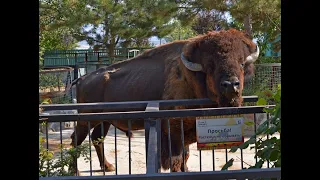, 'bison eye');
240,63,245,68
